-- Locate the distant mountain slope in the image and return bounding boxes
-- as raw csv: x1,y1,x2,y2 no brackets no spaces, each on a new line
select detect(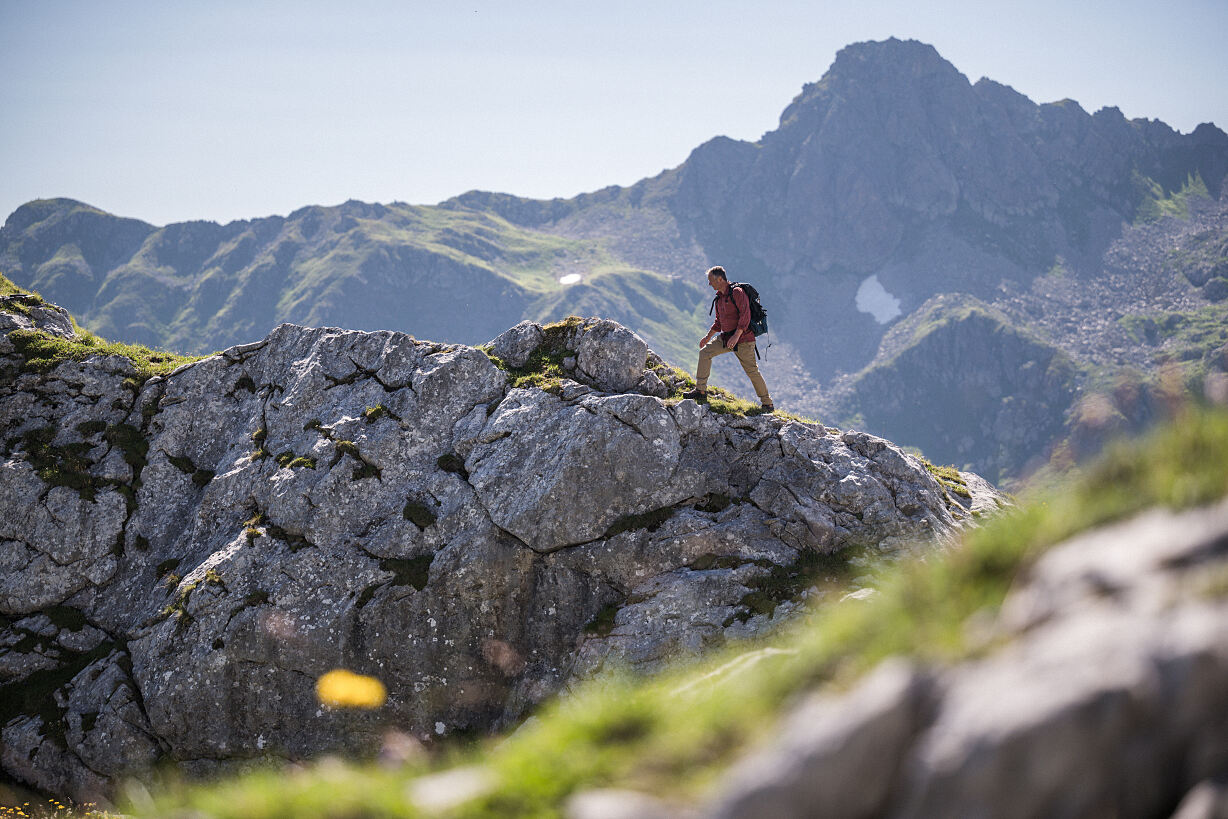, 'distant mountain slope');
827,295,1083,479
4,37,1227,484
0,198,710,370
